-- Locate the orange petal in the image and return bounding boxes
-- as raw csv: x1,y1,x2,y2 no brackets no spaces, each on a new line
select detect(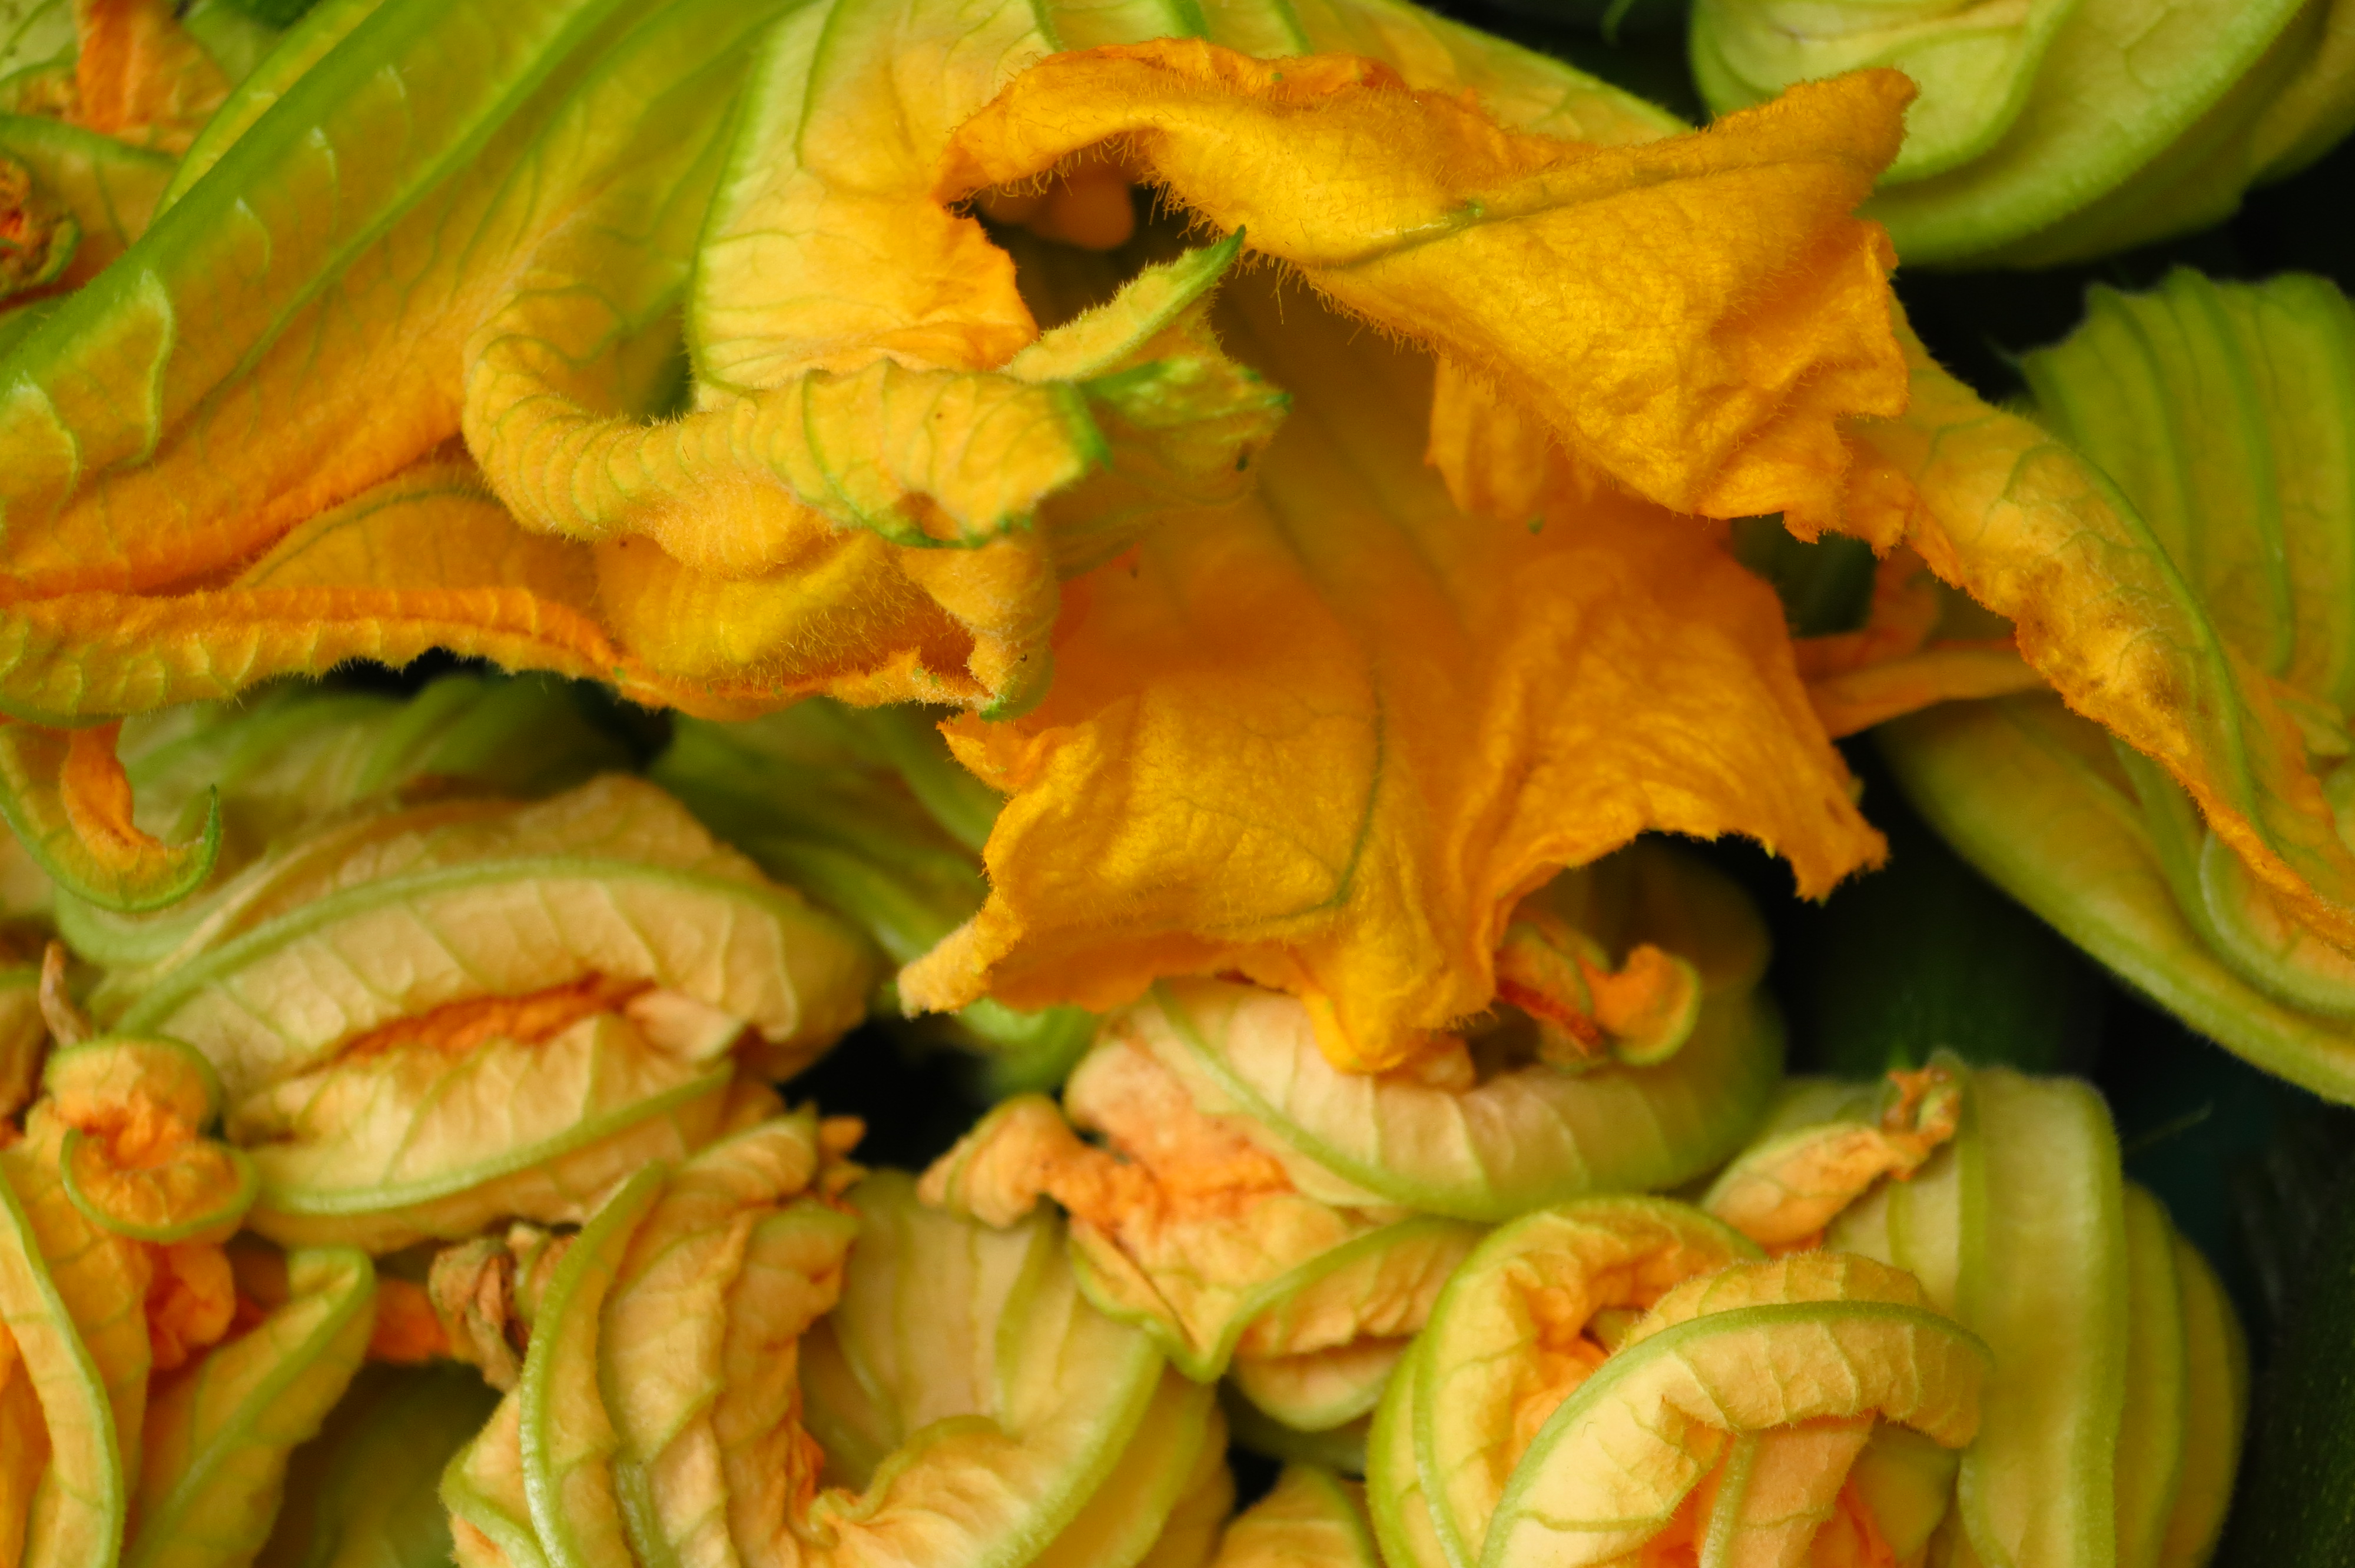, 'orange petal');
0,461,997,723
70,0,229,154
1849,311,2355,955
900,276,1880,1072
937,46,1913,533
0,718,217,910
